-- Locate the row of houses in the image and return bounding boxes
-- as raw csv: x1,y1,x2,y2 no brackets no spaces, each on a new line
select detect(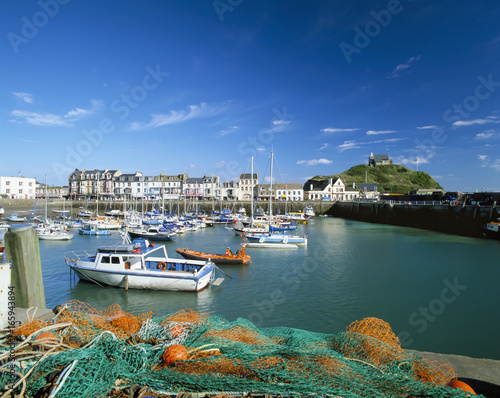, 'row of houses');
66,169,364,202
0,170,381,202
